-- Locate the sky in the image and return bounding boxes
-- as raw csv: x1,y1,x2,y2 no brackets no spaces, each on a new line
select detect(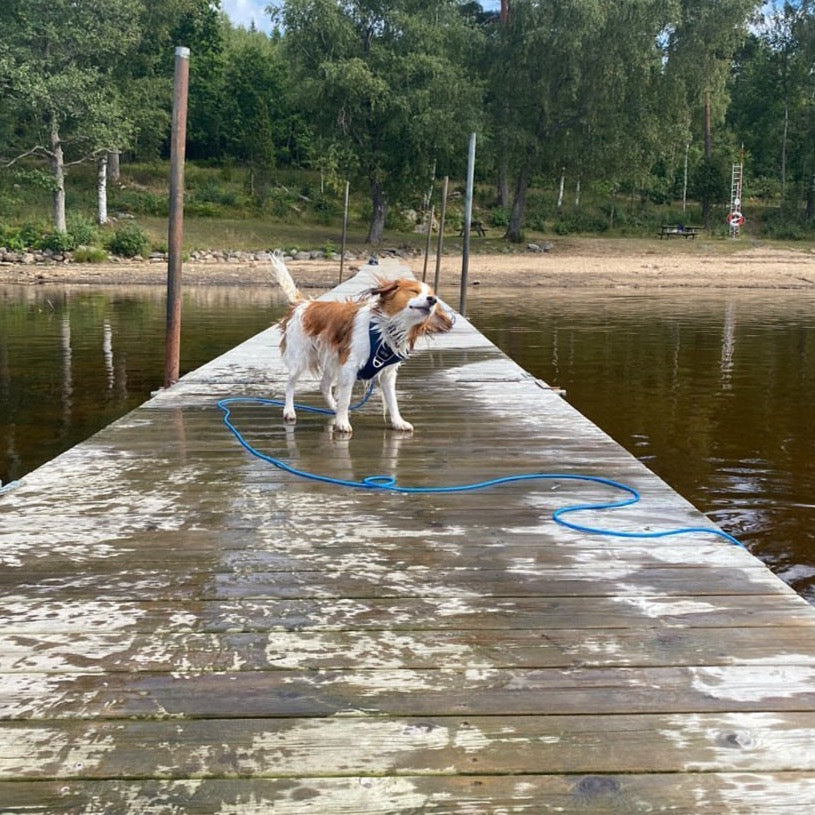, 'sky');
220,0,784,35
221,0,274,32
220,0,502,32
